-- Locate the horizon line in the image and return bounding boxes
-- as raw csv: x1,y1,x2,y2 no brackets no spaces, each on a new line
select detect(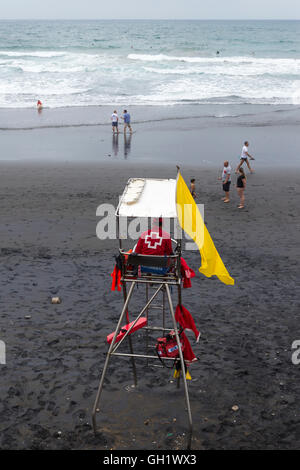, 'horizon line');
0,18,300,21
